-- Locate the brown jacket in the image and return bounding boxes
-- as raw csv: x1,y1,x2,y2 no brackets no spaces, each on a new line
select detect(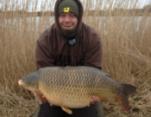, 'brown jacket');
36,23,102,69
35,0,102,69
